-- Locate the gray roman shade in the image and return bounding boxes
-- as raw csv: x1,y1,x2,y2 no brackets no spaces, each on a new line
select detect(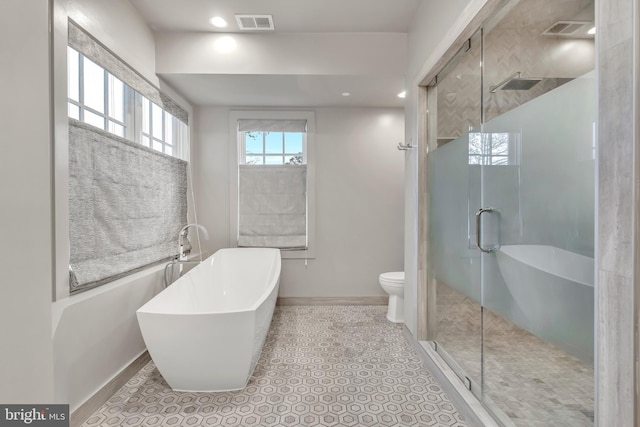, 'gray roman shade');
68,119,188,293
238,165,307,249
238,119,307,133
68,20,188,124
